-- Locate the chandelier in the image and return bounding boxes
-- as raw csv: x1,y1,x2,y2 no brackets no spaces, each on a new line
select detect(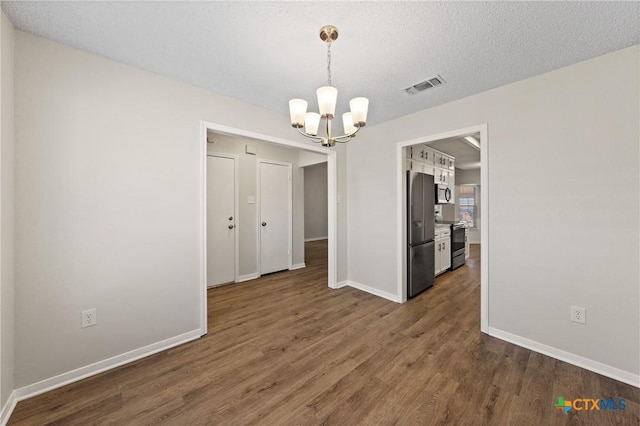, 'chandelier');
288,25,369,147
